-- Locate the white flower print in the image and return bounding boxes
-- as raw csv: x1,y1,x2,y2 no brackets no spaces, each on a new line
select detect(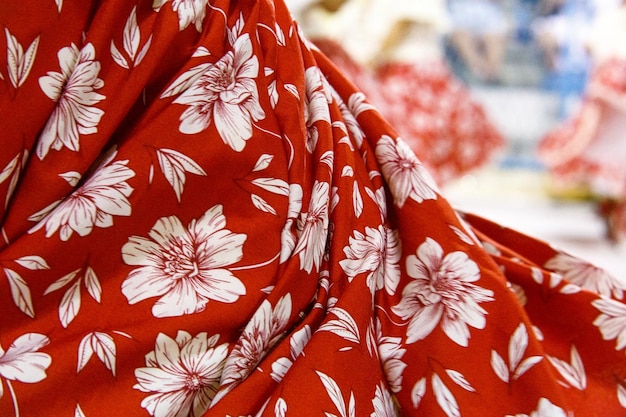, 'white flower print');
506,397,567,417
28,154,134,241
375,135,438,208
392,238,494,346
0,334,51,412
376,320,407,394
545,252,625,299
294,181,330,273
216,295,292,400
371,383,397,417
37,42,105,160
304,66,332,153
134,331,228,417
339,225,401,296
592,297,626,350
172,33,265,152
121,204,247,318
153,0,210,32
